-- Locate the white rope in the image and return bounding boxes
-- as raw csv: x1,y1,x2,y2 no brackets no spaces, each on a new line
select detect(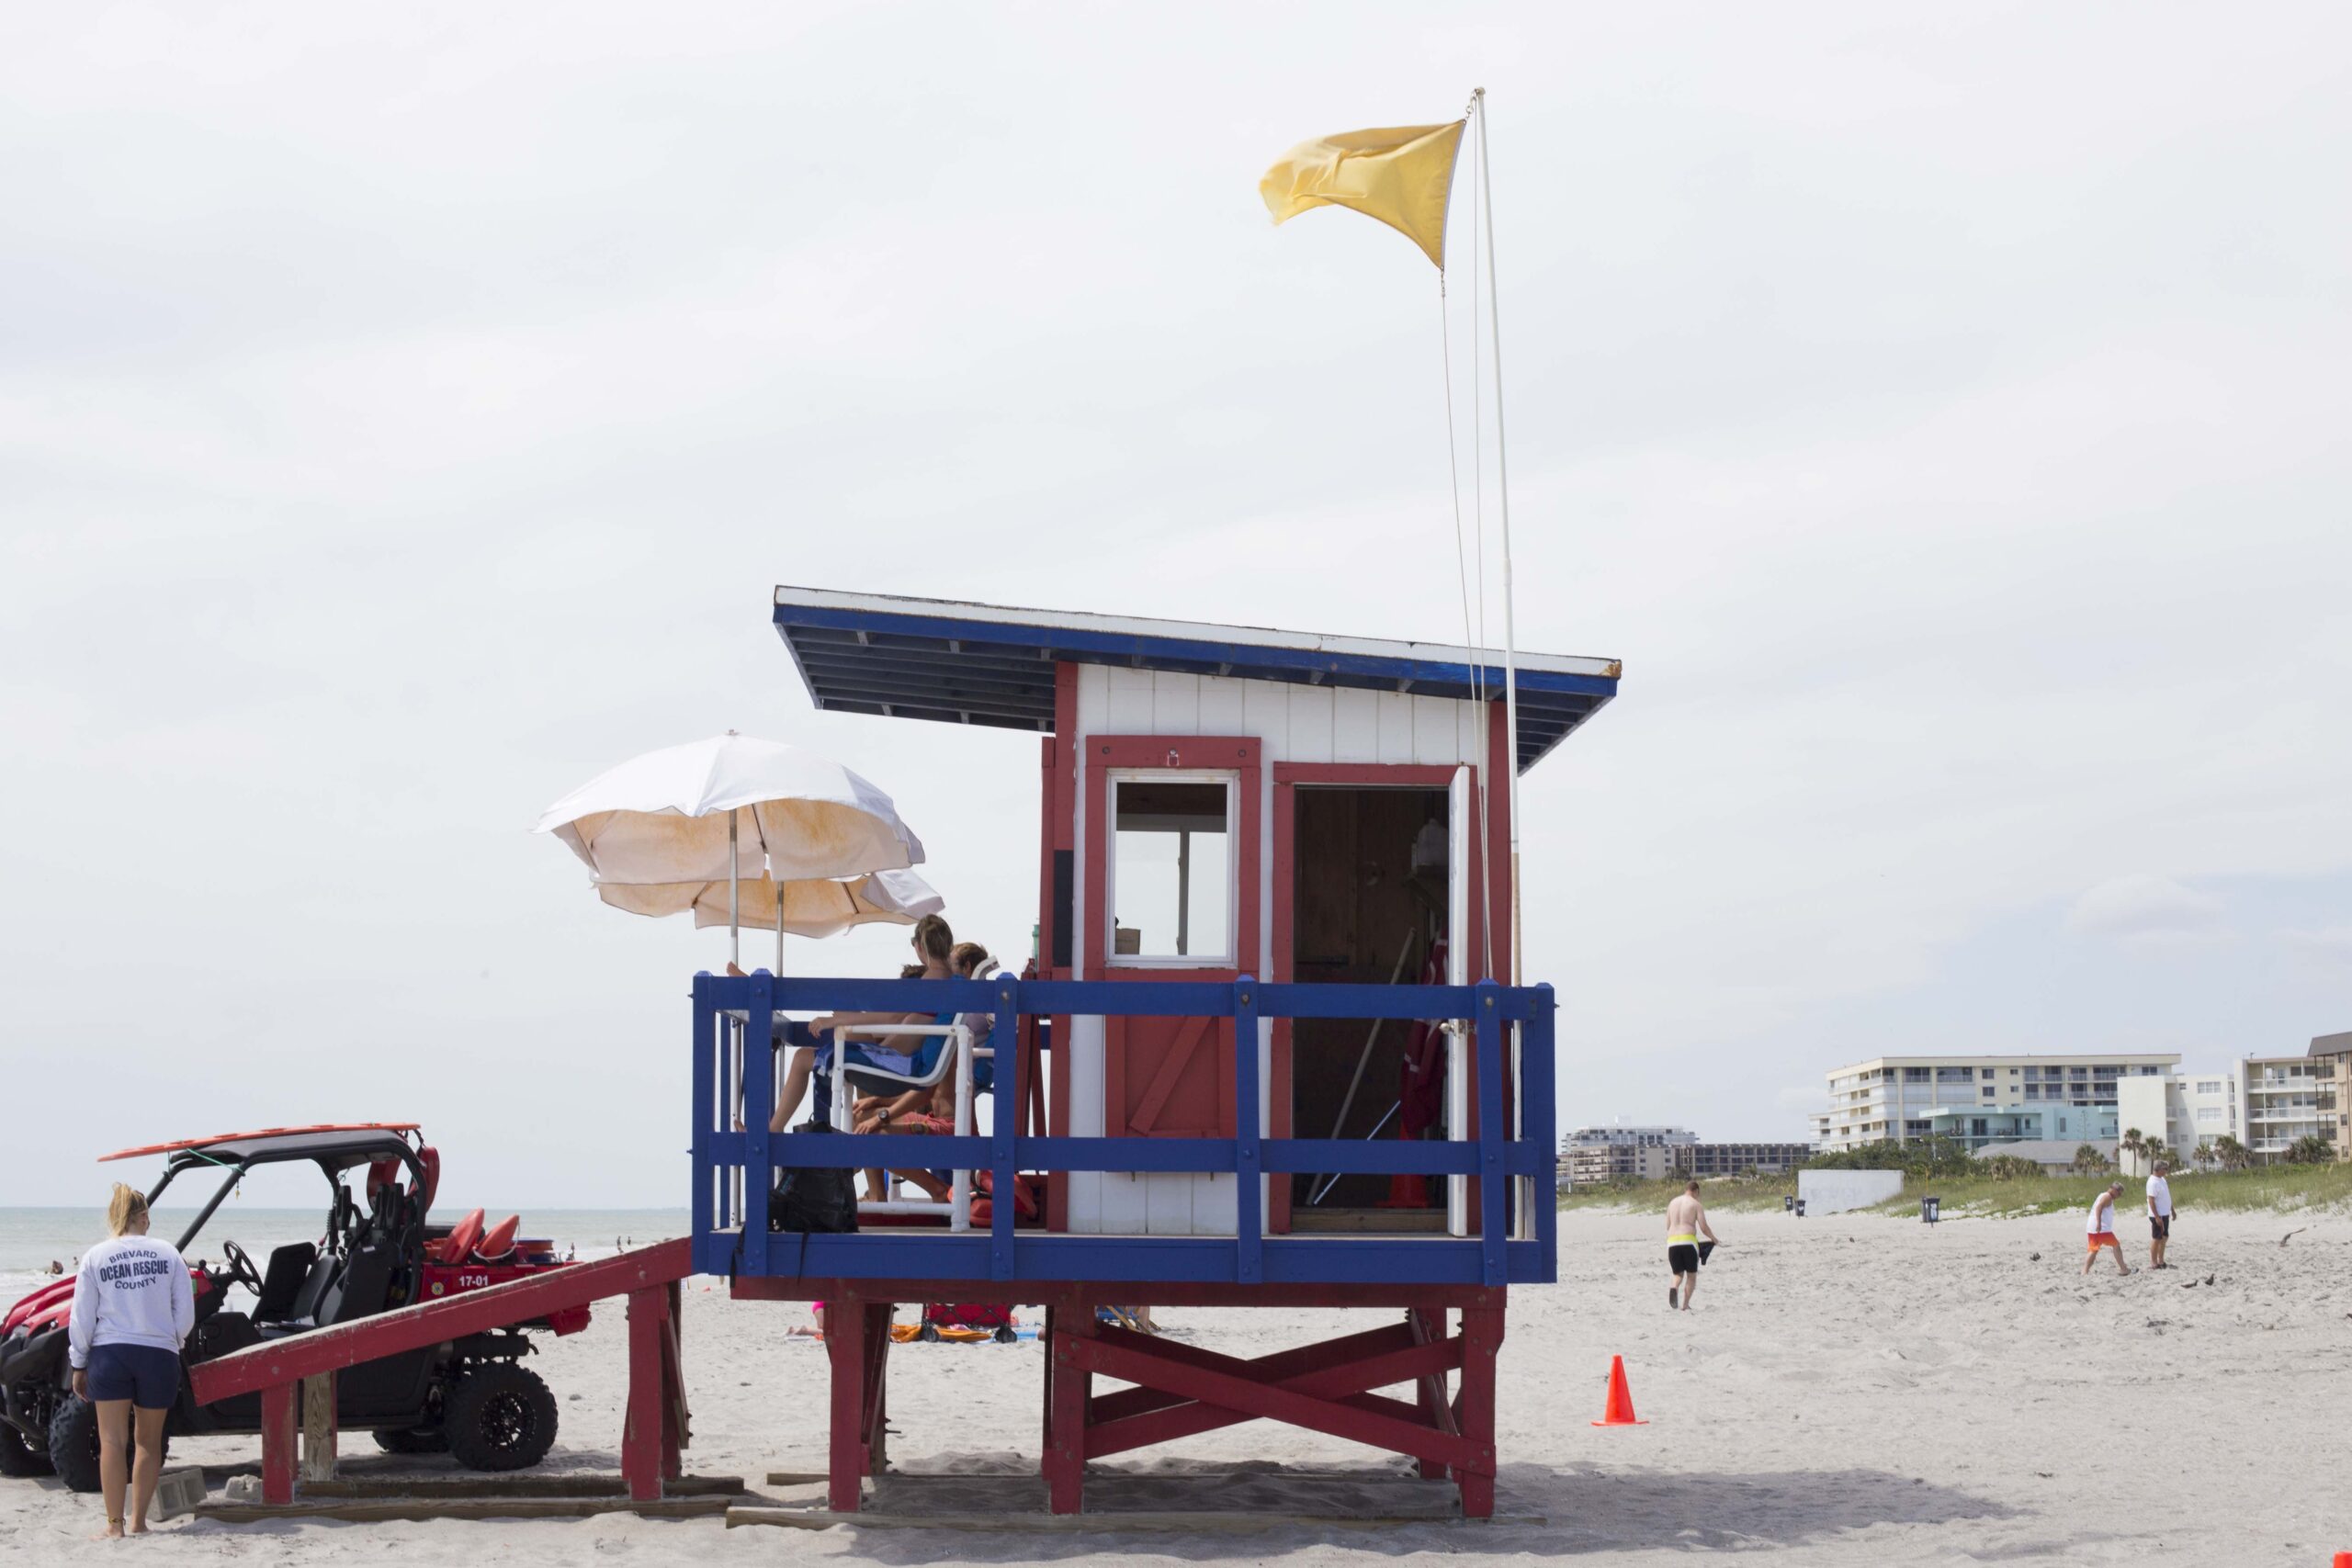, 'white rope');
1439,276,1480,714
1466,95,1498,990
1475,89,1523,990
